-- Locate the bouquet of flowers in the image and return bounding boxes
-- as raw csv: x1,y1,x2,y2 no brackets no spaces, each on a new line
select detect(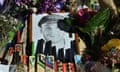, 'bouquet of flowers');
100,39,120,70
